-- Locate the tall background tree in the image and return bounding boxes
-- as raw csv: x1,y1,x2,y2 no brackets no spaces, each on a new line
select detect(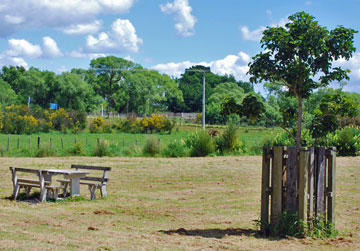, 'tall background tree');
90,56,140,115
248,11,357,148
